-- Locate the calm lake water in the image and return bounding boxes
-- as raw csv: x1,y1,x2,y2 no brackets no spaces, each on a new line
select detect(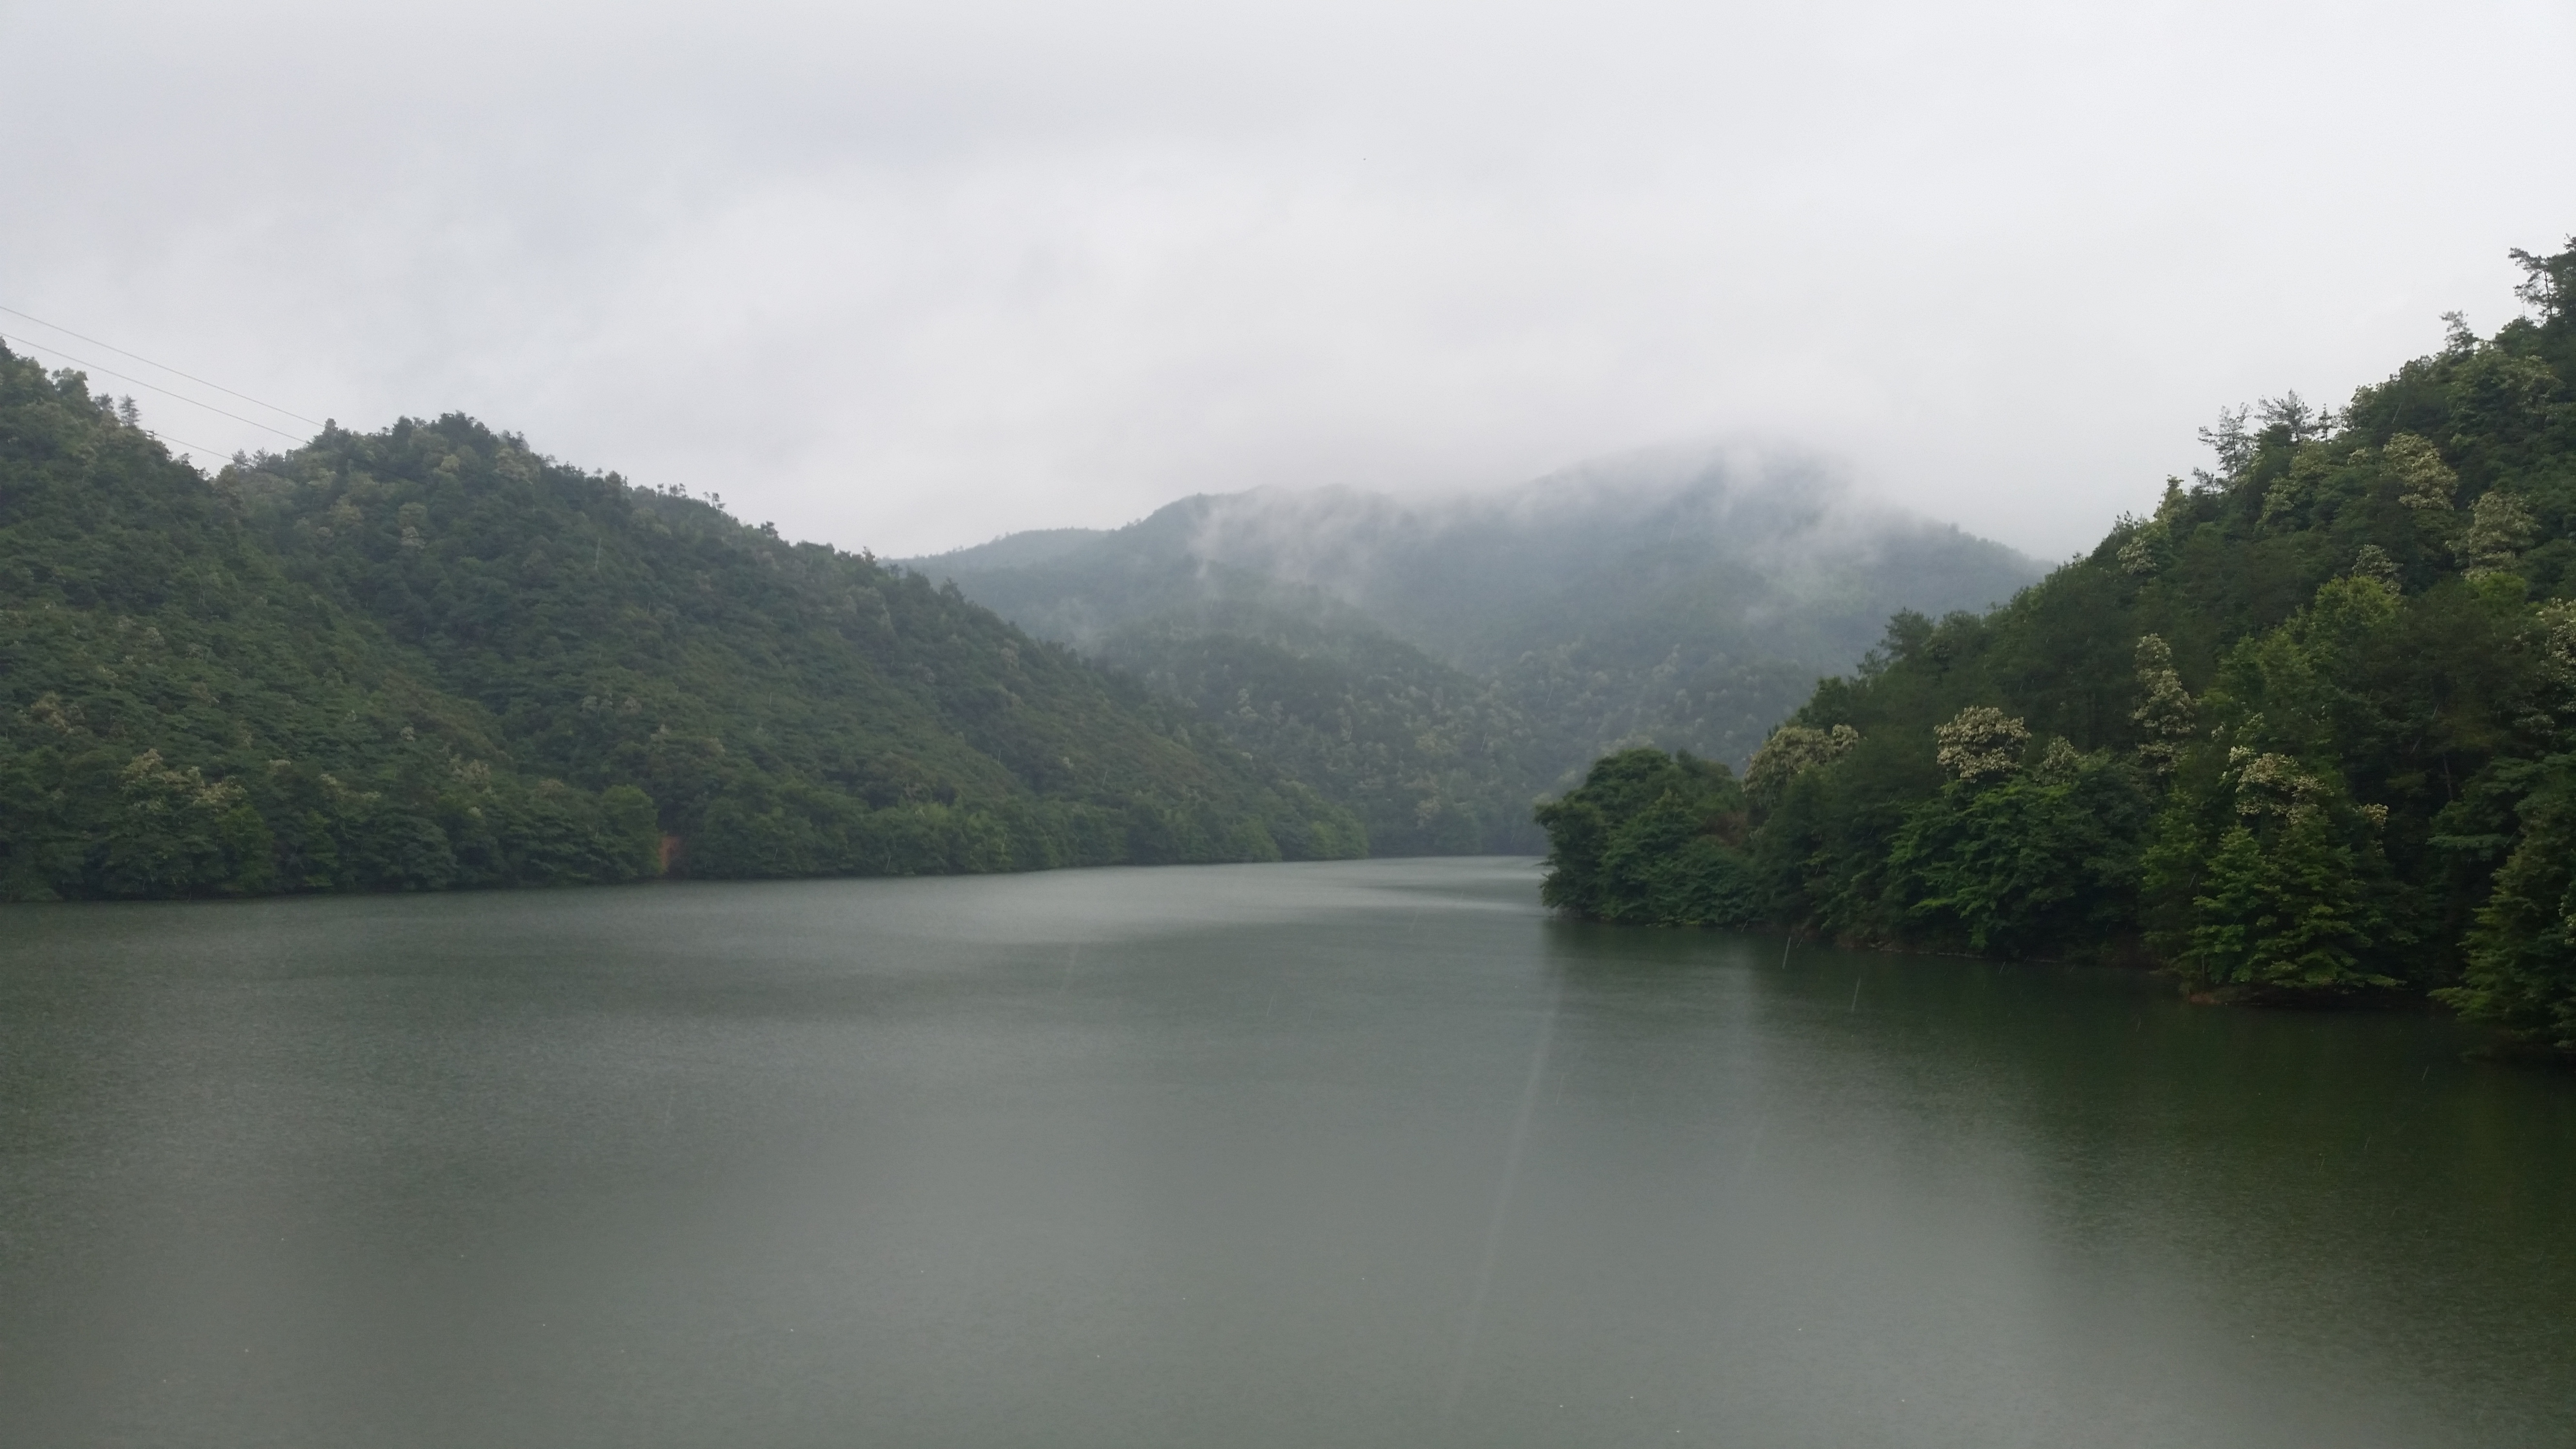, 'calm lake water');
2,857,2571,1447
